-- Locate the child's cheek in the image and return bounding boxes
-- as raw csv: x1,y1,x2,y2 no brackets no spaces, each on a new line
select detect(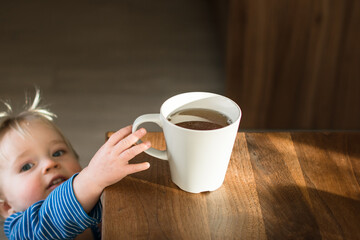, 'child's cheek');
14,178,46,211
67,161,83,175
